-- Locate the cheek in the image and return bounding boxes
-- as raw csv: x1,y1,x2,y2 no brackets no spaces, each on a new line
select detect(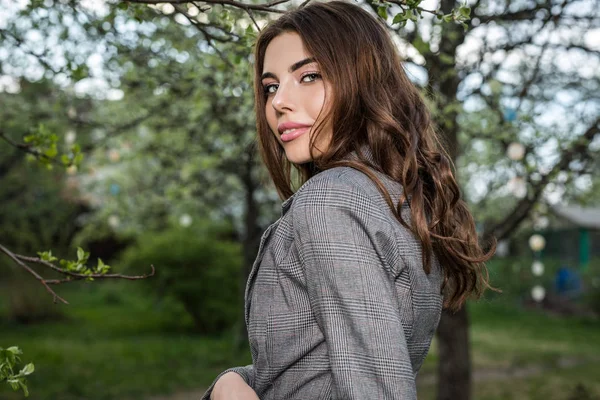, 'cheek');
265,105,277,131
265,106,282,144
309,89,327,121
